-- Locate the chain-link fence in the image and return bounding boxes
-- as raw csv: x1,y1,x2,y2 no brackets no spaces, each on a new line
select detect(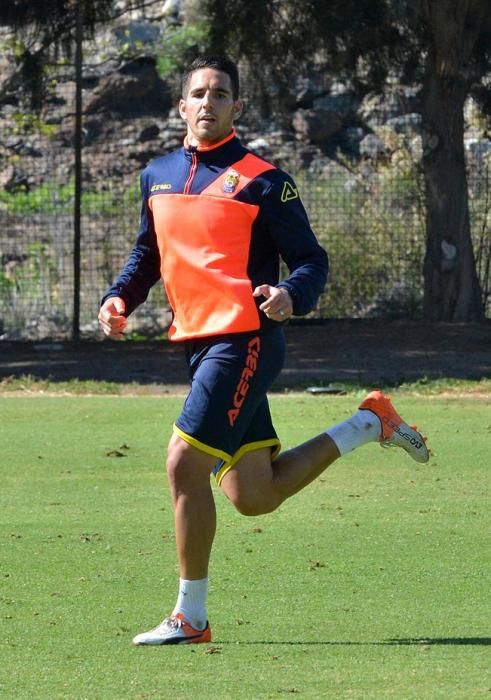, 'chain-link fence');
1,8,490,340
